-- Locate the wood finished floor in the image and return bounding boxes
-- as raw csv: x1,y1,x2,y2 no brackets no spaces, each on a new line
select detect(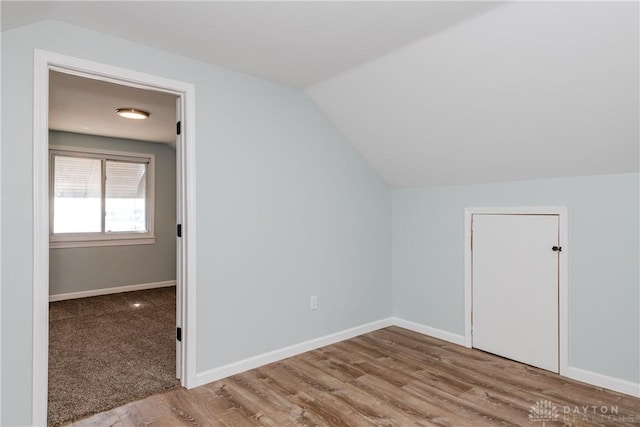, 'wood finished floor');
67,326,639,426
